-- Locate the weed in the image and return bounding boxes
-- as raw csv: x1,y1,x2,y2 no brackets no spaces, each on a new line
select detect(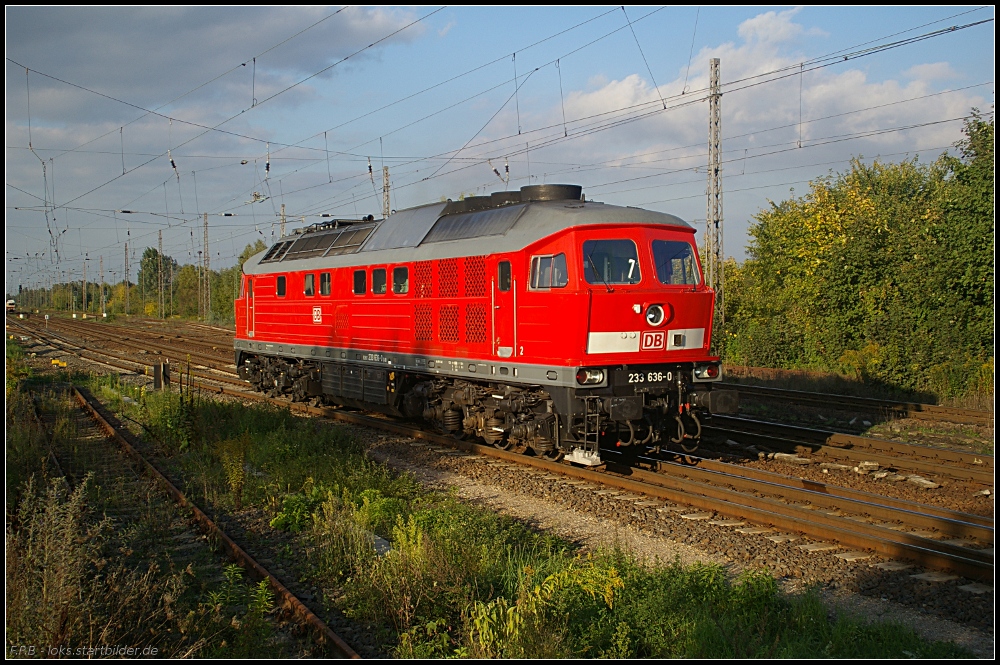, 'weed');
5,475,189,653
467,560,624,658
187,565,277,658
72,372,978,659
270,479,330,532
218,433,251,511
